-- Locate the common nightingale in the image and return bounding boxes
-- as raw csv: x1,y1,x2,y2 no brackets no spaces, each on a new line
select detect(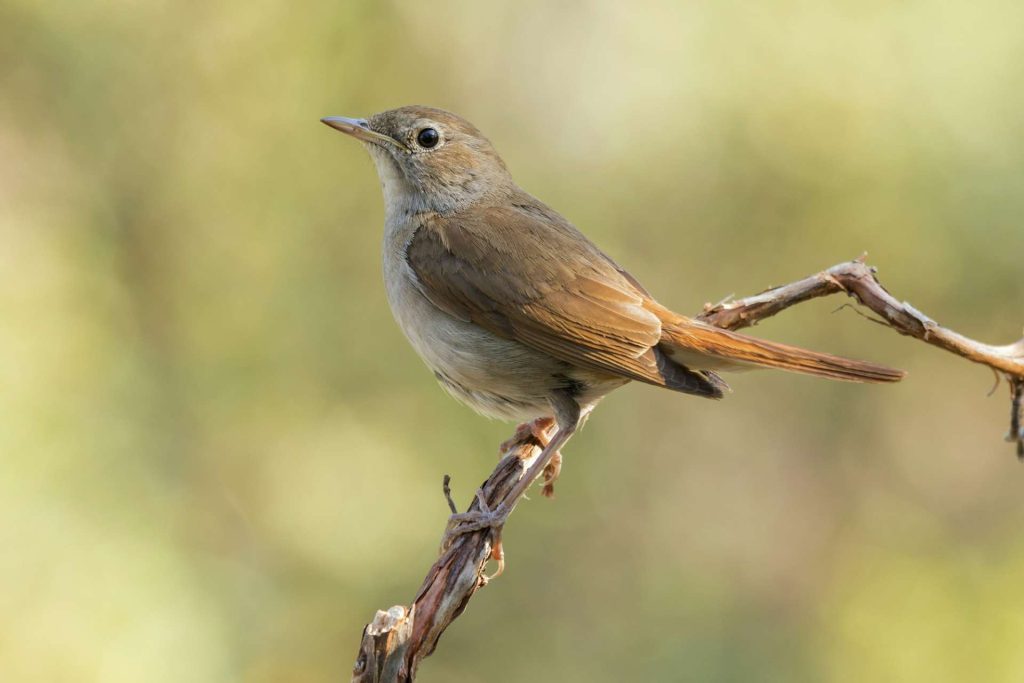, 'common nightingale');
321,106,903,533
